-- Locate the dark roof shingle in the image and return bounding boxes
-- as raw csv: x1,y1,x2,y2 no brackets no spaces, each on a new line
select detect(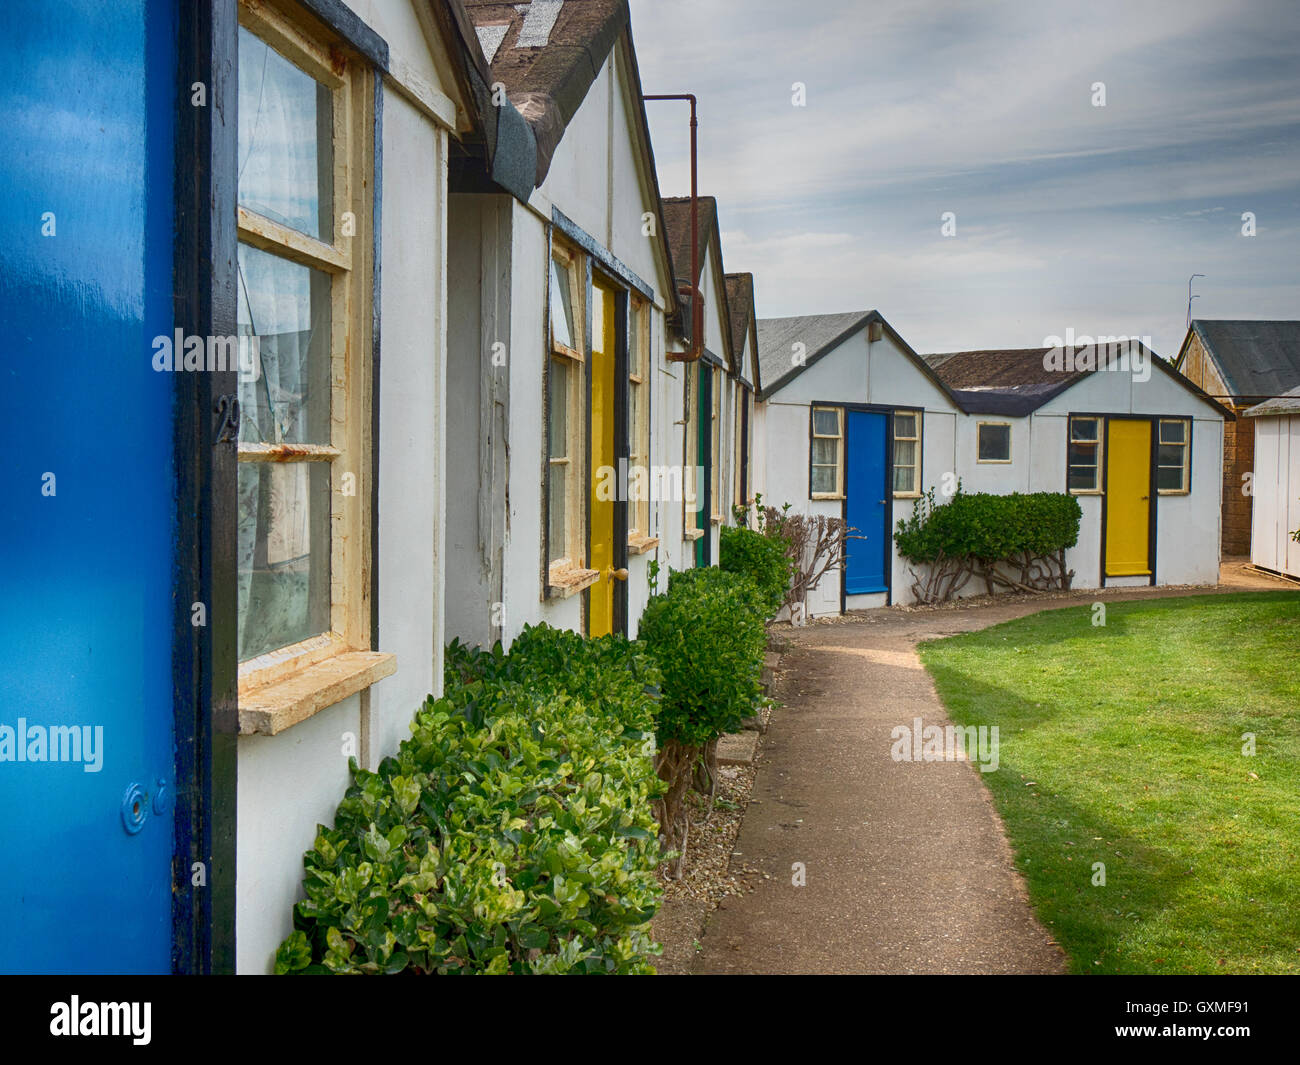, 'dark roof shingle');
1190,319,1300,399
724,272,756,387
921,347,1088,415
462,1,627,189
